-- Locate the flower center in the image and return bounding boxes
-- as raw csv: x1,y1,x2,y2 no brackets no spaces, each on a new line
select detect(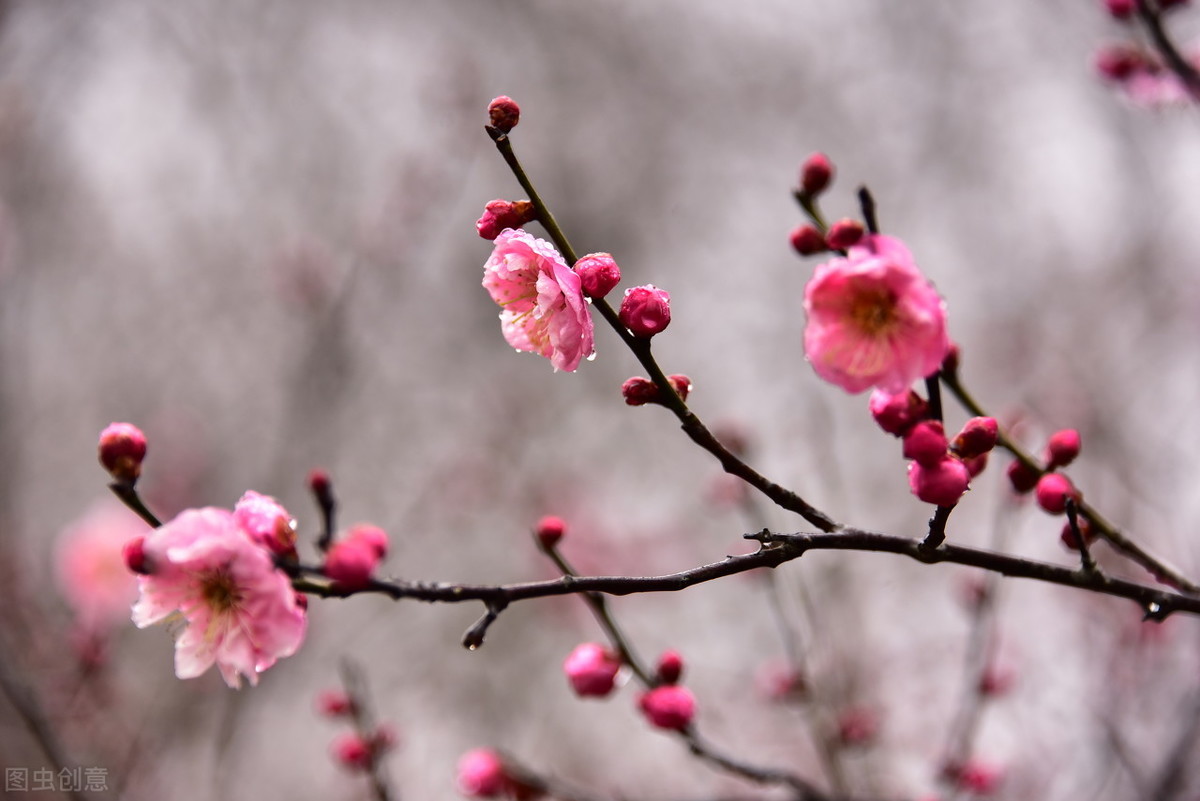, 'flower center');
849,288,898,336
201,568,241,613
